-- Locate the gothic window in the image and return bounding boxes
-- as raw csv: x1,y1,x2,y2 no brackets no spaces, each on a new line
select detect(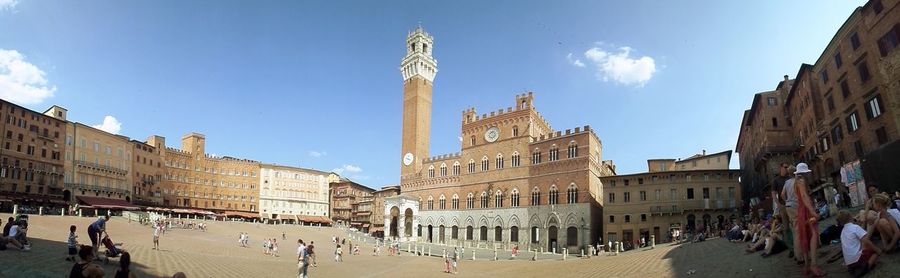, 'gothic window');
440,163,447,177
439,195,446,210
567,184,578,204
480,192,488,208
495,190,504,208
512,126,519,137
466,193,474,209
452,194,459,209
427,196,434,210
468,159,475,173
531,148,541,164
428,165,435,178
531,187,540,206
567,141,578,158
511,151,520,167
549,145,559,161
549,185,559,205
470,136,476,146
481,156,489,172
496,153,504,169
511,189,520,207
452,161,461,176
